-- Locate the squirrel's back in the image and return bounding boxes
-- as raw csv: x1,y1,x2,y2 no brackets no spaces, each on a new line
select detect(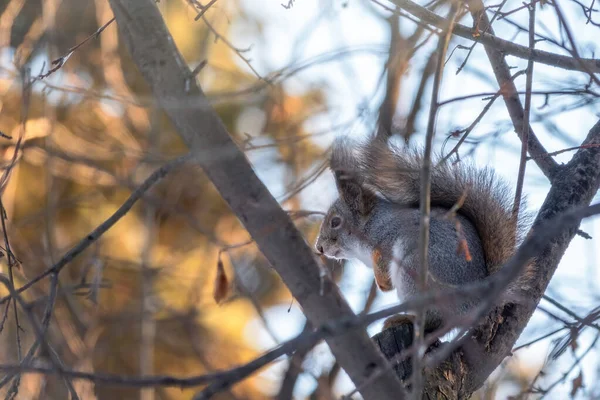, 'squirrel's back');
342,138,527,274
